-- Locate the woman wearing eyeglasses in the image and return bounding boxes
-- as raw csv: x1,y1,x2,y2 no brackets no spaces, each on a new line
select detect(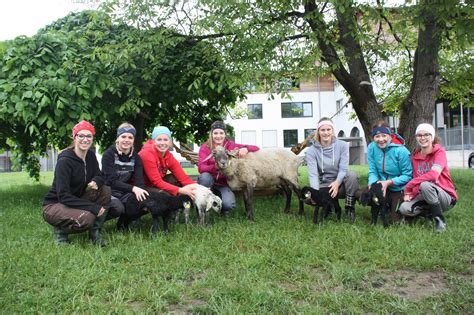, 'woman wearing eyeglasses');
101,123,150,230
139,126,198,198
399,123,458,232
43,120,111,246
